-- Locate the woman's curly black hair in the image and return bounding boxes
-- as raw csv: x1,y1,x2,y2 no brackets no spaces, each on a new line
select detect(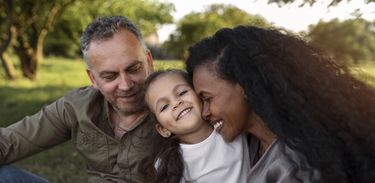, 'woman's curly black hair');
186,25,375,183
